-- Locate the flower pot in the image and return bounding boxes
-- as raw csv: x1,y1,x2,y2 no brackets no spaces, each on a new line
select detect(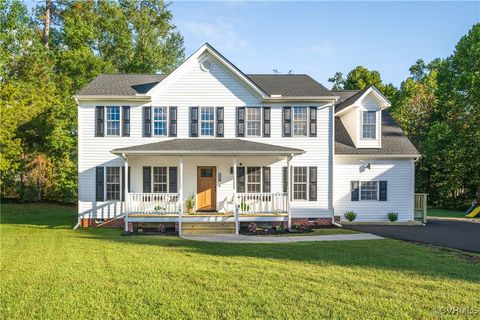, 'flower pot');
188,208,194,214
